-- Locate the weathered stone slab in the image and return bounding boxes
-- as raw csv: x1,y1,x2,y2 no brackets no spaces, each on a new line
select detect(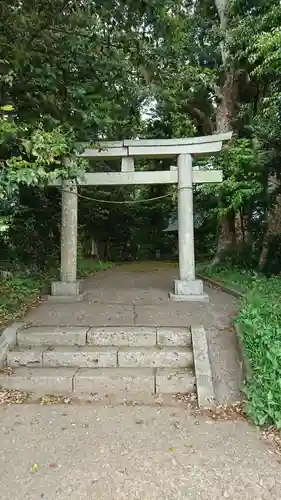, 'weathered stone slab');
118,347,193,368
0,323,22,368
87,327,156,347
25,303,134,327
18,326,88,347
74,368,155,395
192,326,215,408
169,293,209,302
7,348,43,367
51,281,81,297
123,133,232,147
170,278,209,303
173,279,204,296
157,327,191,347
43,347,117,368
51,170,223,187
128,142,223,158
79,171,177,186
156,368,196,394
0,367,75,393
